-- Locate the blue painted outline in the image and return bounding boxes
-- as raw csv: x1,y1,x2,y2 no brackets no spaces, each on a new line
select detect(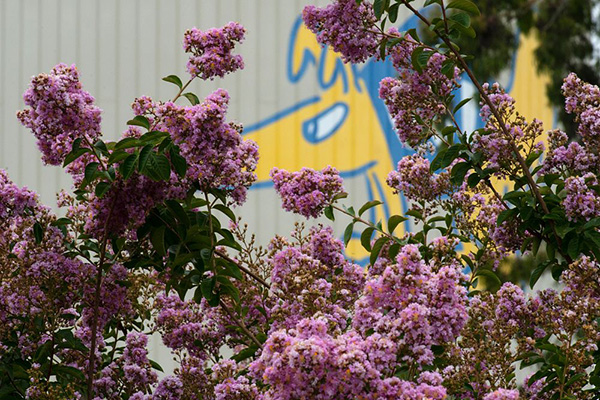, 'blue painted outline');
302,102,349,144
244,96,321,134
